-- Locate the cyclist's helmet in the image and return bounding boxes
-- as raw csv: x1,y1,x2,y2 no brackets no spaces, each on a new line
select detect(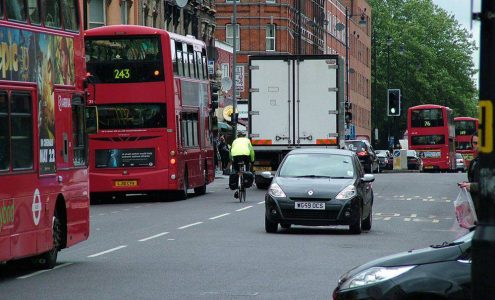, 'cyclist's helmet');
237,130,247,137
